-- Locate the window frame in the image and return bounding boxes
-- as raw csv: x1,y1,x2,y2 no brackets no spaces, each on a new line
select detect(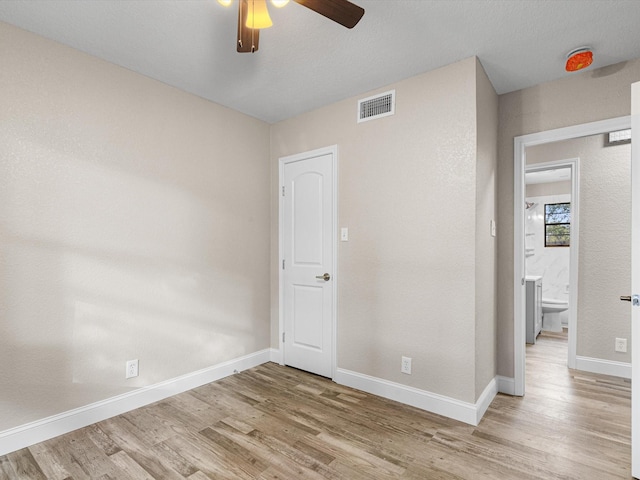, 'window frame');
544,202,571,247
